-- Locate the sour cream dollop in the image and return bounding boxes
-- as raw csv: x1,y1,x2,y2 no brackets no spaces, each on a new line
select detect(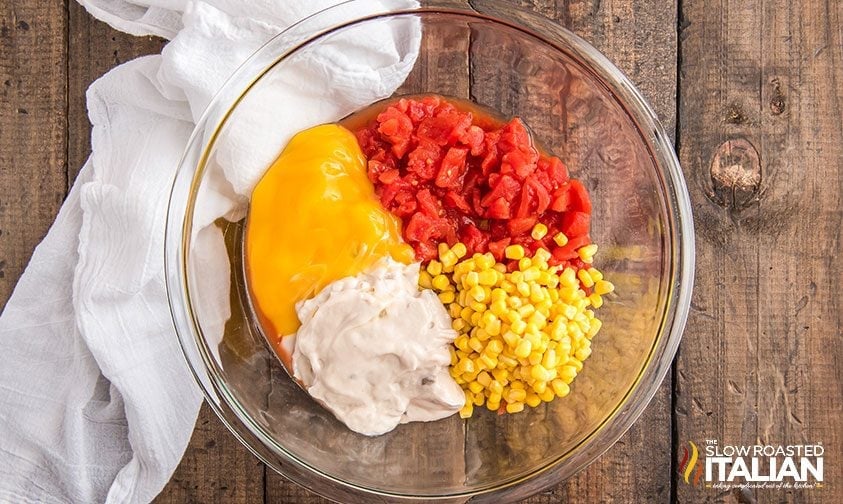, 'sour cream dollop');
291,258,464,436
